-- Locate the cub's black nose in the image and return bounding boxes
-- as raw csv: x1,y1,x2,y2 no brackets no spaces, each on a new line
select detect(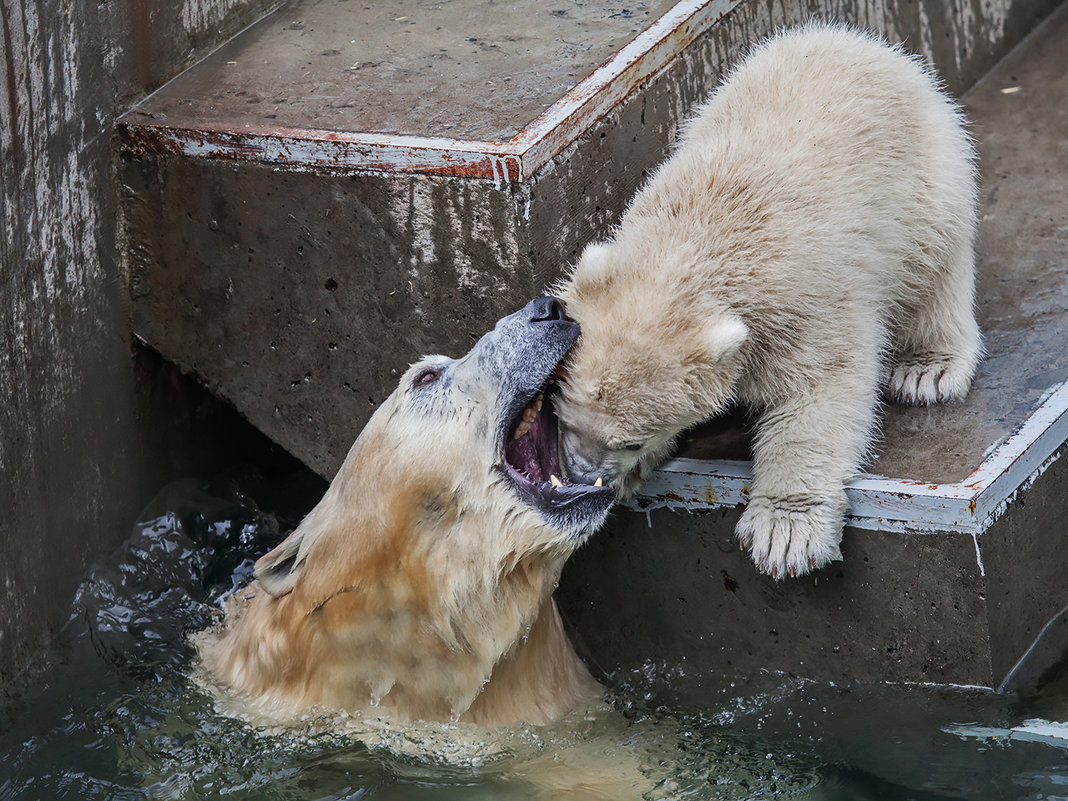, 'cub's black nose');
530,296,568,323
